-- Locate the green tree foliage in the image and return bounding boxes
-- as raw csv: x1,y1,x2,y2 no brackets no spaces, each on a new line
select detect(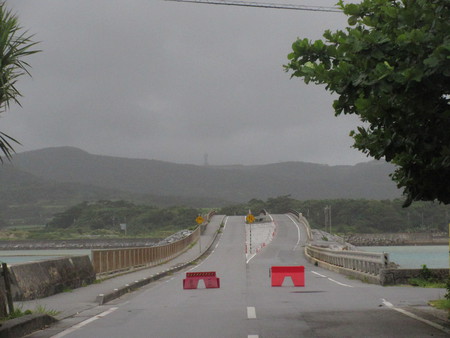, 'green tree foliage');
285,0,450,206
47,200,202,235
219,196,450,233
0,3,39,161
